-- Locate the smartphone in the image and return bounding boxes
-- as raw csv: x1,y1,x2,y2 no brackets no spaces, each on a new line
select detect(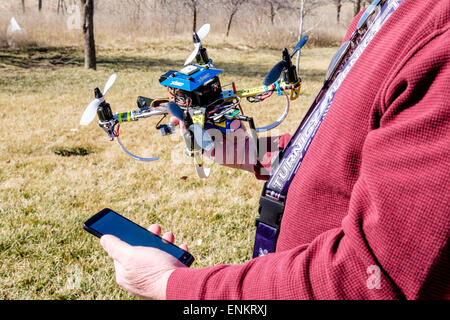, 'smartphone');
83,208,194,267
